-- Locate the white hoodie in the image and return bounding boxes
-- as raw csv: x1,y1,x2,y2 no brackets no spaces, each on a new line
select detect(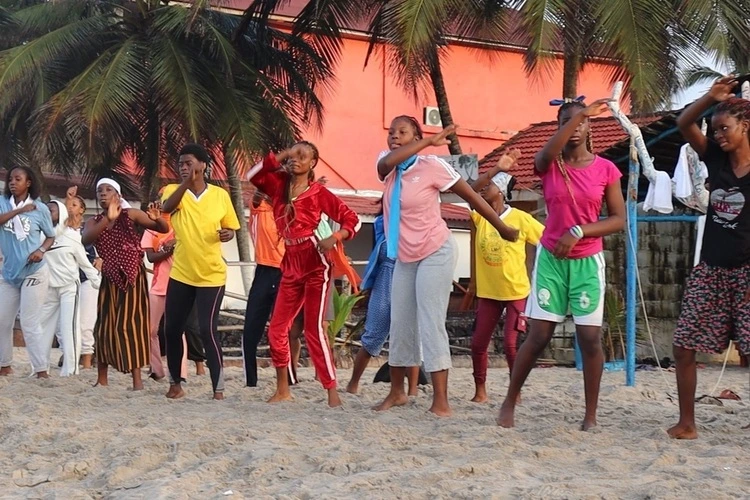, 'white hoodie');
46,200,101,289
